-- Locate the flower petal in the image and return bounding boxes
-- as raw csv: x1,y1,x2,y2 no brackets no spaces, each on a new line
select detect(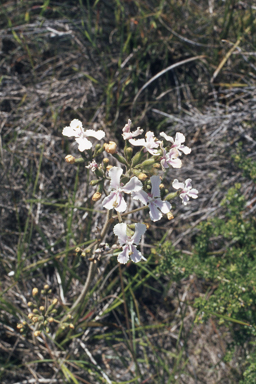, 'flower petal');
85,129,105,140
149,202,162,222
160,132,174,143
129,138,146,147
172,179,184,190
102,191,118,210
132,189,149,205
122,176,142,194
188,188,198,199
115,194,127,212
76,137,92,151
109,166,122,189
132,223,147,244
70,119,83,130
154,199,171,214
150,175,161,198
113,223,128,245
117,246,130,264
62,126,76,137
130,245,146,263
175,132,185,144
